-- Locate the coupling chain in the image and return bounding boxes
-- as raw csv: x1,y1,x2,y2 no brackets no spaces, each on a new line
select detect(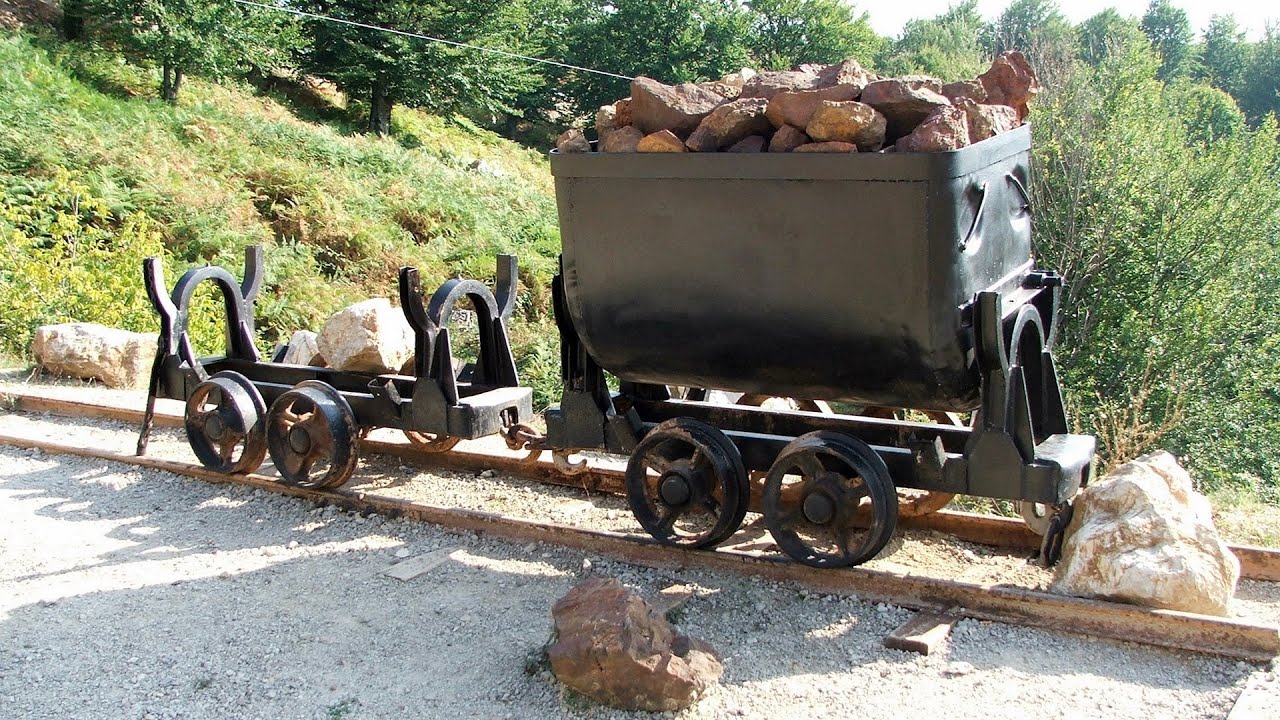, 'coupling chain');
503,421,549,452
